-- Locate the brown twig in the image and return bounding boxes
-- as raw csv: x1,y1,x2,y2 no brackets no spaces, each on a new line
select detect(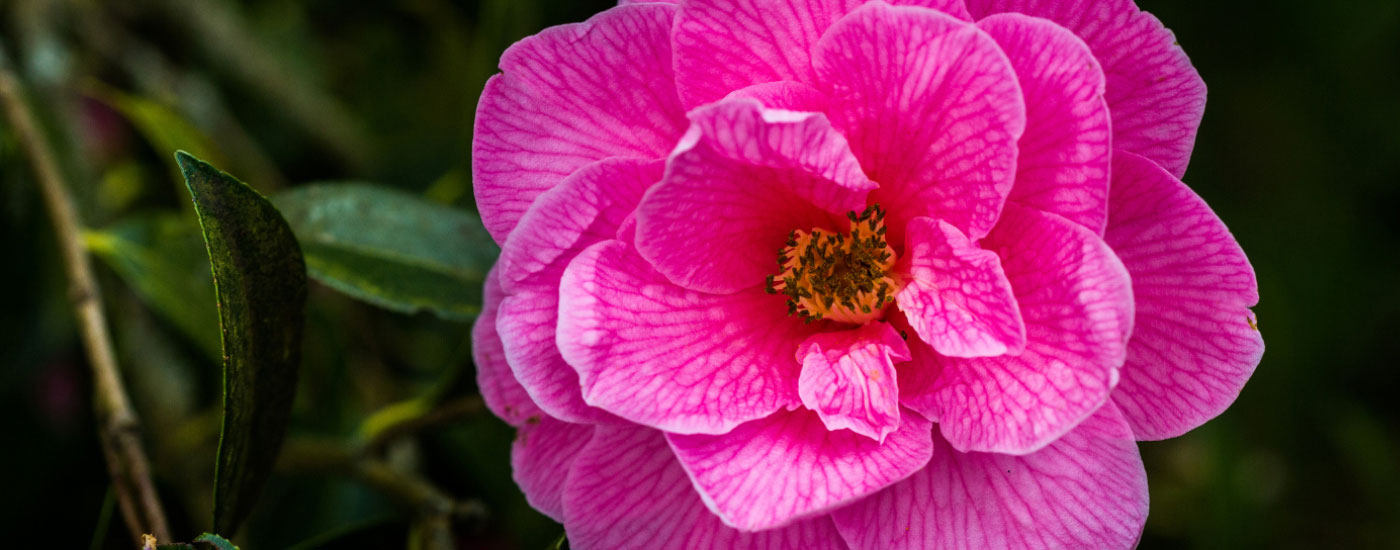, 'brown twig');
0,65,171,544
